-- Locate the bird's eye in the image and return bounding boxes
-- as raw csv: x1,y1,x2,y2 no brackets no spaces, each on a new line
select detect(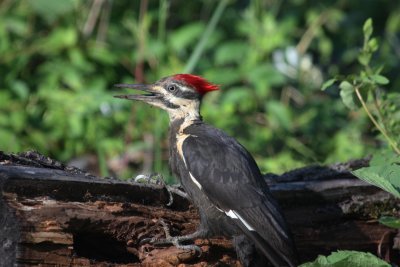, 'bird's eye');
167,85,176,92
